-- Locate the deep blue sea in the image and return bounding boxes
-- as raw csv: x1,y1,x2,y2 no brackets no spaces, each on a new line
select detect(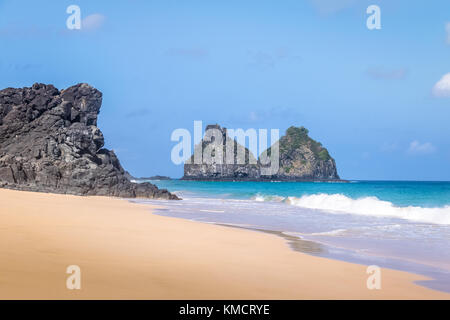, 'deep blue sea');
134,180,450,292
